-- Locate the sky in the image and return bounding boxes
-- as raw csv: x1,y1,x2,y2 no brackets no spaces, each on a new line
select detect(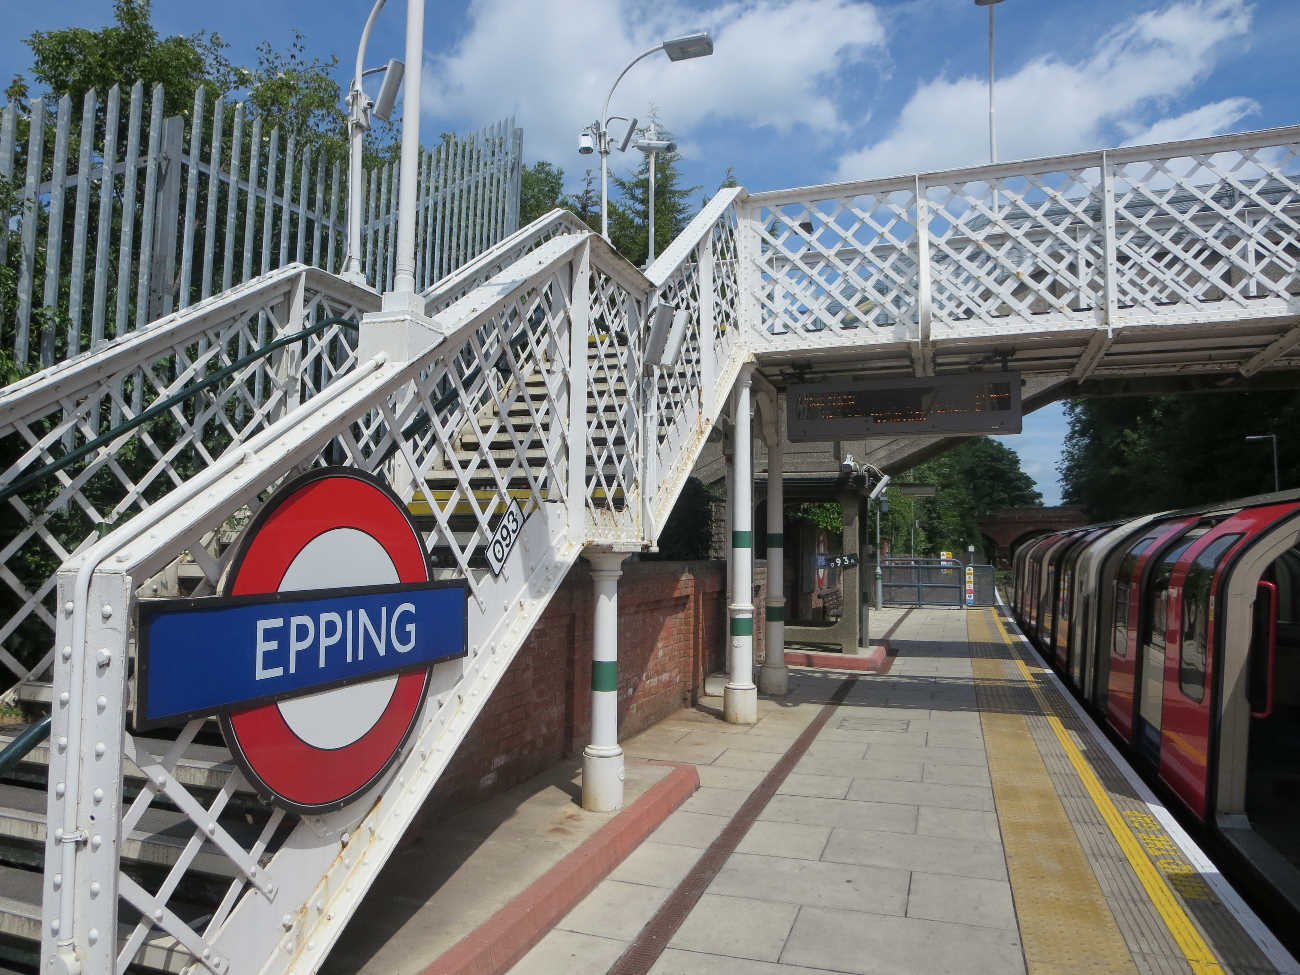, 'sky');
3,0,1296,505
